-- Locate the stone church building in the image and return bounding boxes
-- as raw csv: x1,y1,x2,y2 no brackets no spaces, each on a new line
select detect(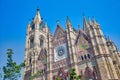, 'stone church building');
23,9,120,80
